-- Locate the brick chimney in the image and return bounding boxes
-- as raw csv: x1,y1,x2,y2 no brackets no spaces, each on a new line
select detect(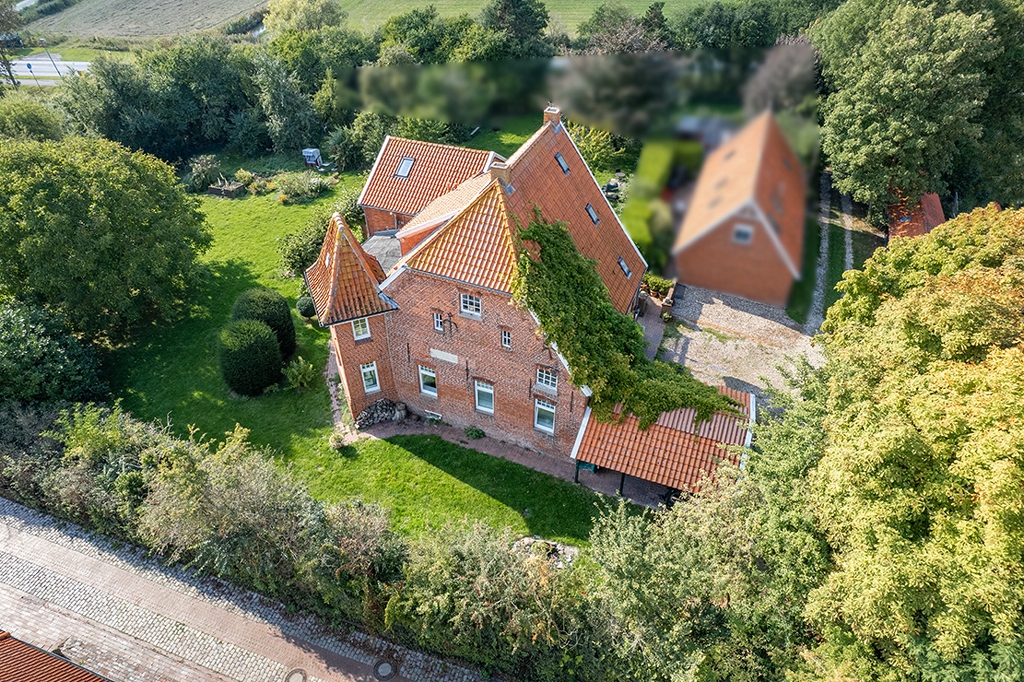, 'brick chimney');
543,106,562,127
488,160,511,188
